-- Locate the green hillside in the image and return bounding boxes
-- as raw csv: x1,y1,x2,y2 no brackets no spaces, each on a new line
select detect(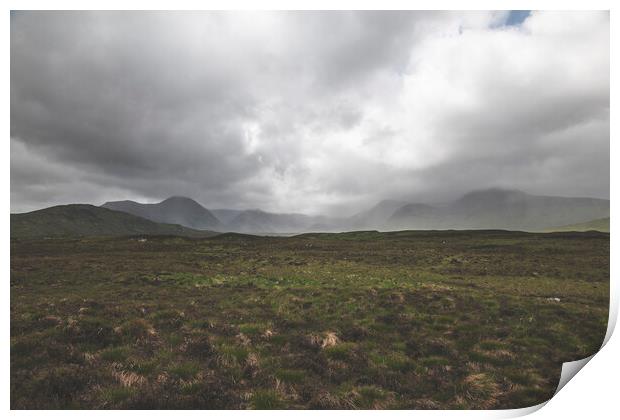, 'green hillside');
545,217,609,233
11,204,217,239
